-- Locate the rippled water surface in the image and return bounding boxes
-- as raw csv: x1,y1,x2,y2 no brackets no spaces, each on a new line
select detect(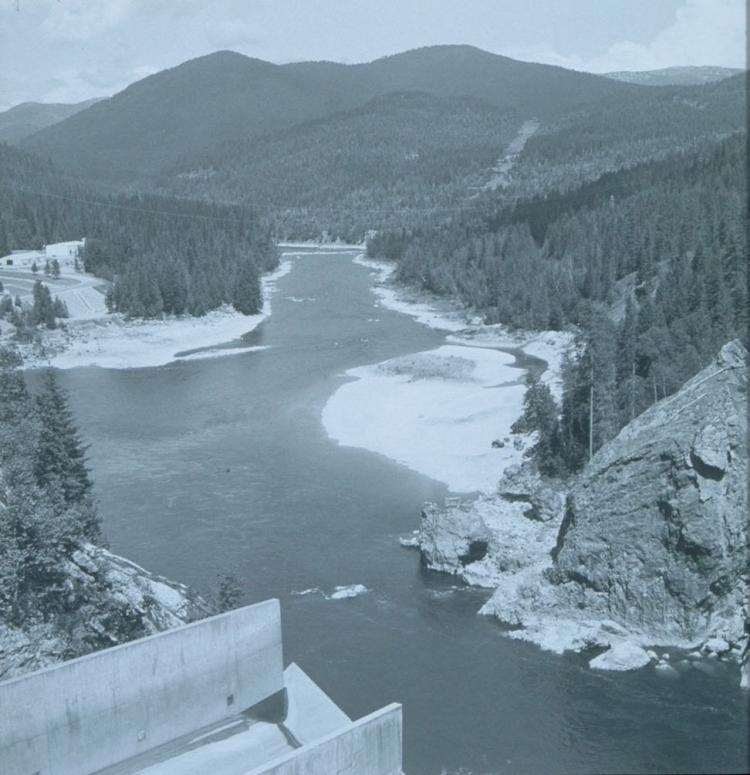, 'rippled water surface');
55,250,748,775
